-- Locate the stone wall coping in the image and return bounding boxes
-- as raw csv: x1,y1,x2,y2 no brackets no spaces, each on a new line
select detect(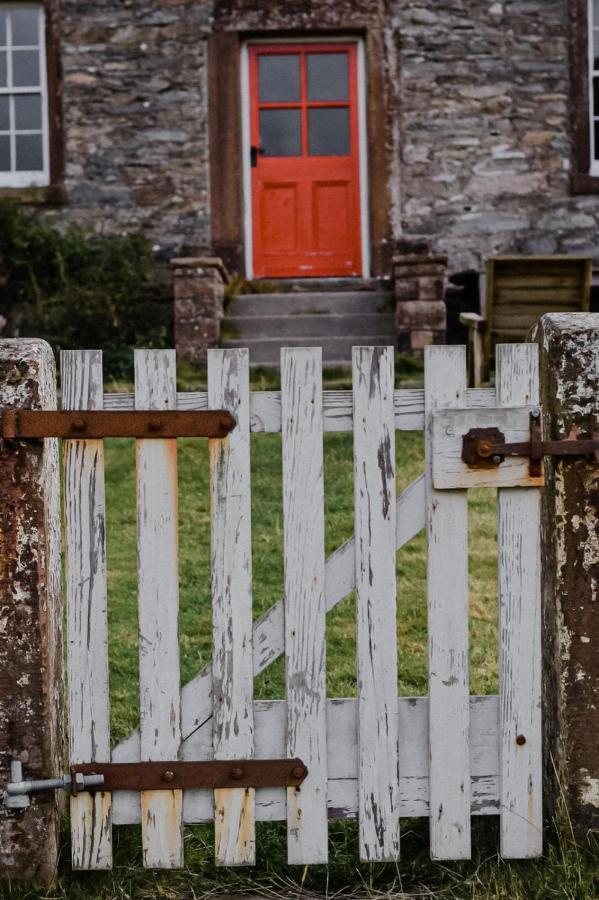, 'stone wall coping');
171,256,229,283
